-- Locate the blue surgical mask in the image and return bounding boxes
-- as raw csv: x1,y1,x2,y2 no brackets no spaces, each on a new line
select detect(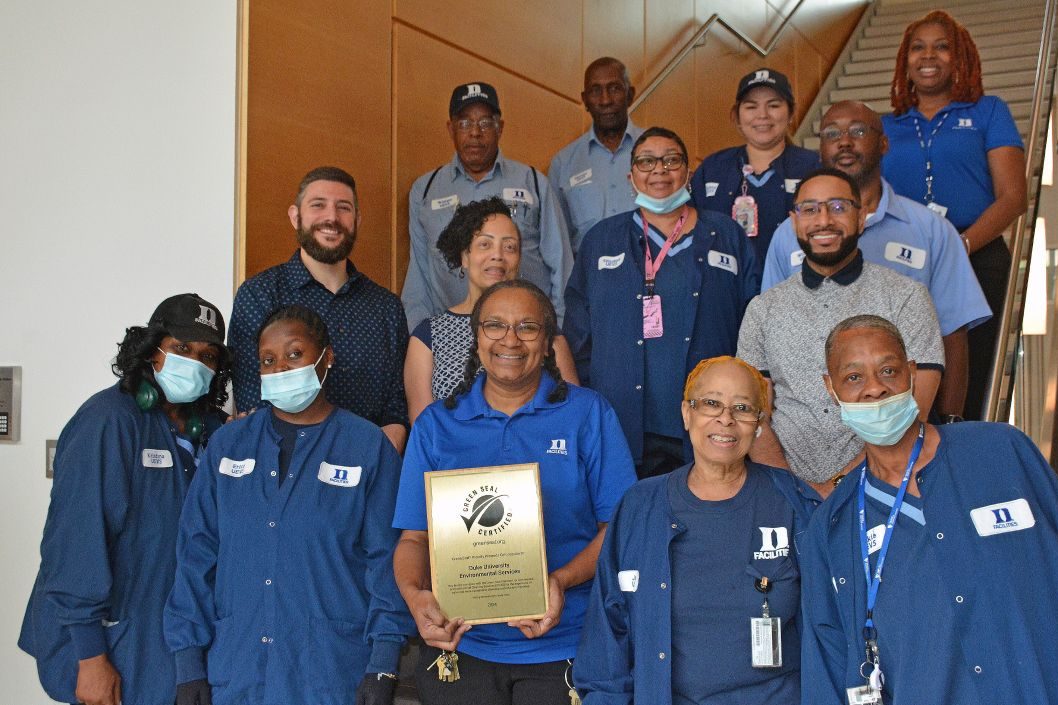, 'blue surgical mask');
836,382,919,446
154,348,215,404
634,183,692,214
260,351,328,413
